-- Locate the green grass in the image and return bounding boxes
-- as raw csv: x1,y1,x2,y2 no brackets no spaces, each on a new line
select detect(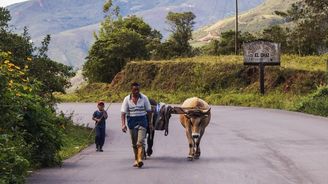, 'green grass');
55,88,307,113
56,88,327,117
281,55,328,72
60,123,94,160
